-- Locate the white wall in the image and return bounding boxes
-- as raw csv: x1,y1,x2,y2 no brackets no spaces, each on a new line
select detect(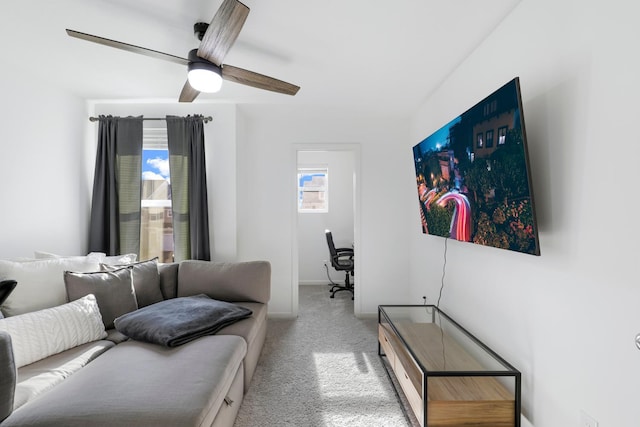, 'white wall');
237,105,411,317
90,102,238,261
4,2,634,423
408,0,640,426
297,150,354,284
0,66,88,258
